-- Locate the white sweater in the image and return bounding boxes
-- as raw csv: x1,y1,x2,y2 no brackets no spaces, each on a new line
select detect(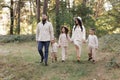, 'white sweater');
71,25,86,42
51,42,58,53
36,21,54,41
87,35,98,48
